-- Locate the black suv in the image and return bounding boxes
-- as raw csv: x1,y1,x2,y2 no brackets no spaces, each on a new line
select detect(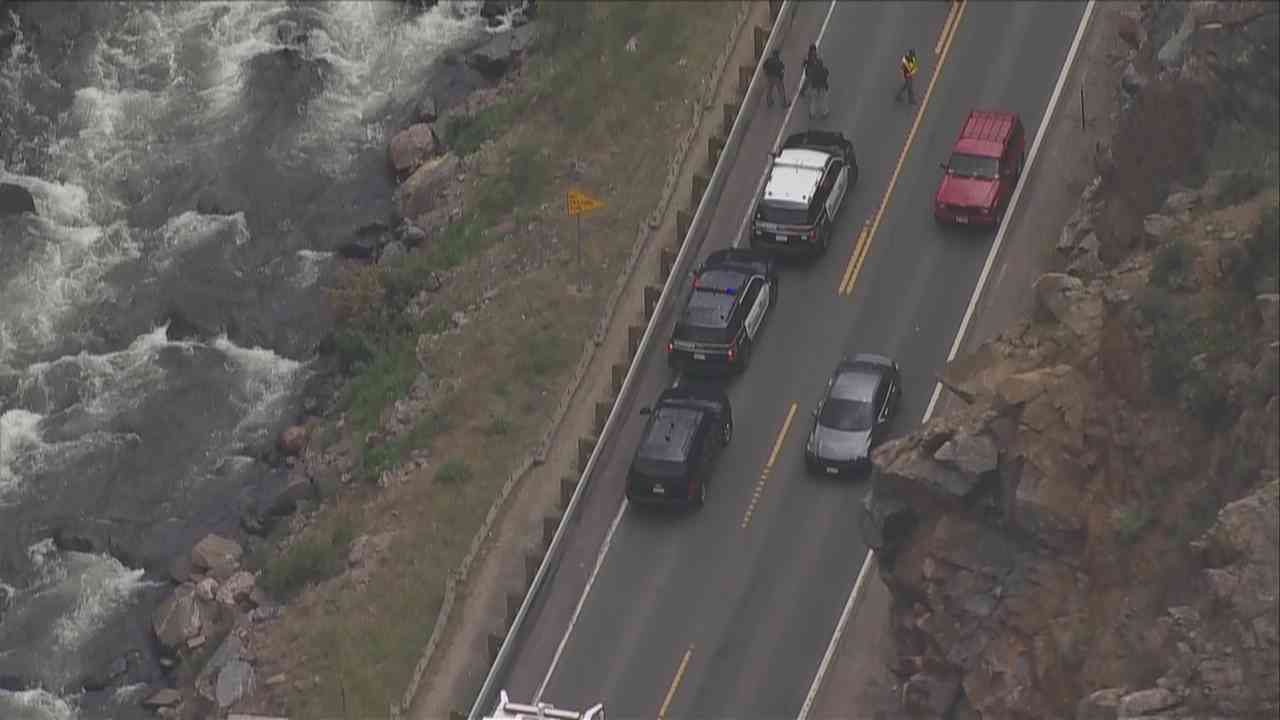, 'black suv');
667,248,778,374
625,383,733,508
751,130,858,258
